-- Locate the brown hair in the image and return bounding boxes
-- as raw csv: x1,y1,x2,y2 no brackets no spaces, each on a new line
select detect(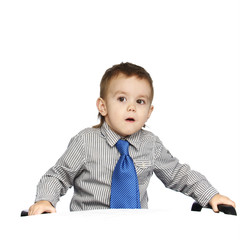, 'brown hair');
93,62,154,128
